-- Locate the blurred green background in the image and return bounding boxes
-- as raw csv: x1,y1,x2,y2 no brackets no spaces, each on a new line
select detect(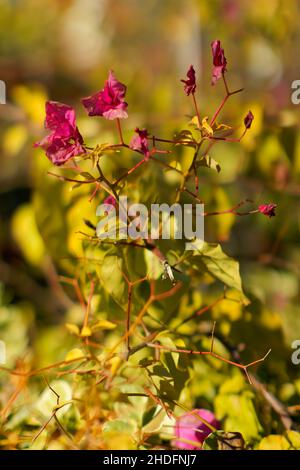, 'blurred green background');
1,0,300,449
